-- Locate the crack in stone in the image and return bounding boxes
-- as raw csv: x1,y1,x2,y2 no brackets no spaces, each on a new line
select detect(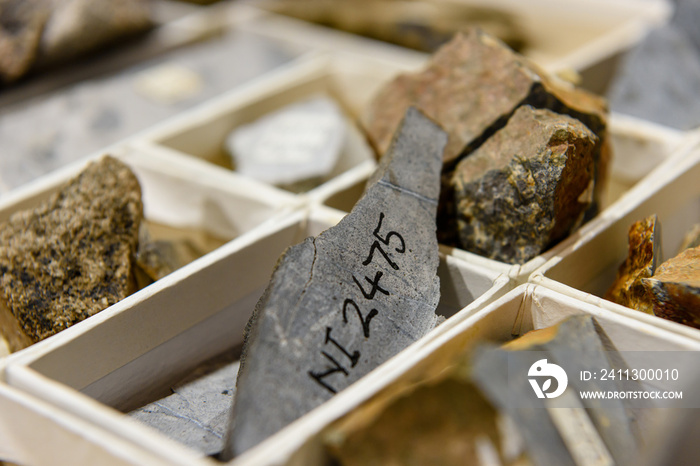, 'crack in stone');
377,179,438,205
